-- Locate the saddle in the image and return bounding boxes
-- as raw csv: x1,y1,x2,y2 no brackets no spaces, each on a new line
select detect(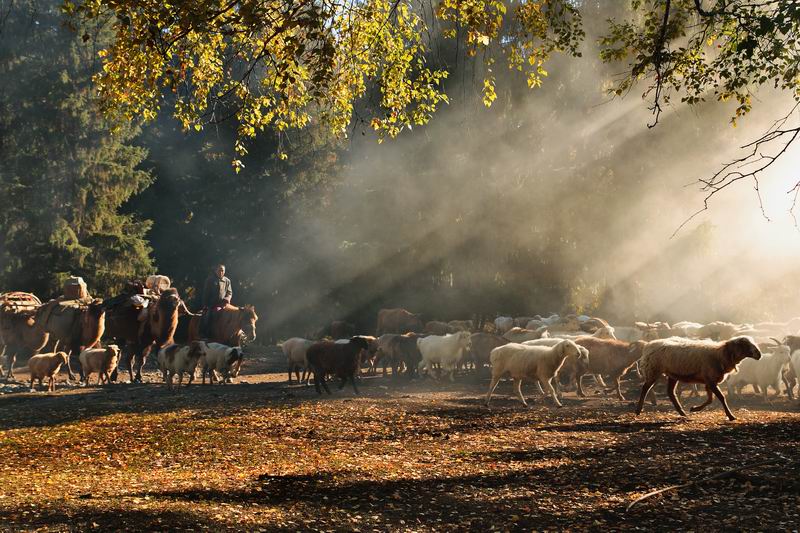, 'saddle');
0,292,42,315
